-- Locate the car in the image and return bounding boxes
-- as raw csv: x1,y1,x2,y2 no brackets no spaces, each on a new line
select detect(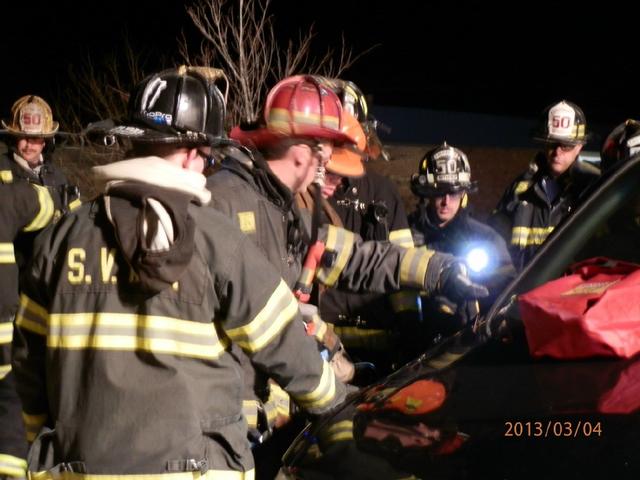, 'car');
277,153,640,479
